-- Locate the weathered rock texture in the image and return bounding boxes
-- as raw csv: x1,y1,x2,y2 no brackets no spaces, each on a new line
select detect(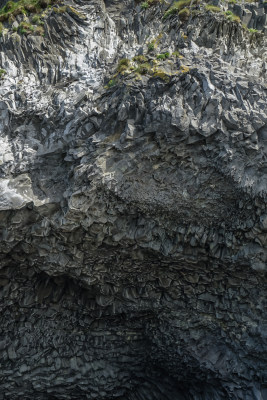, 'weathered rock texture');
0,0,266,399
